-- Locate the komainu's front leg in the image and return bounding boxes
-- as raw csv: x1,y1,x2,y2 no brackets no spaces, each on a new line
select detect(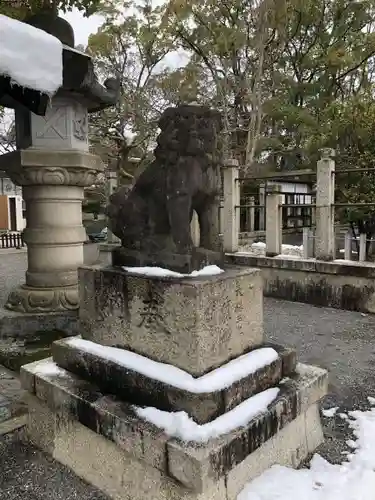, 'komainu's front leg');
198,196,221,251
166,159,197,253
167,193,193,253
